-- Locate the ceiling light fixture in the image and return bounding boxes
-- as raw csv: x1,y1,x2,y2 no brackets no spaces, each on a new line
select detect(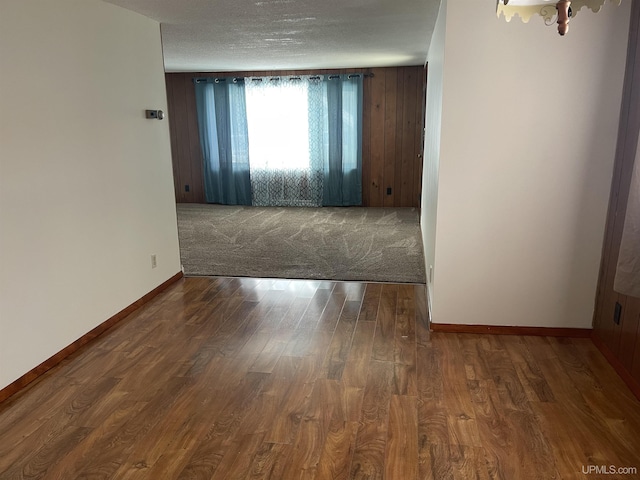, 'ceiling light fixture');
496,0,622,36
